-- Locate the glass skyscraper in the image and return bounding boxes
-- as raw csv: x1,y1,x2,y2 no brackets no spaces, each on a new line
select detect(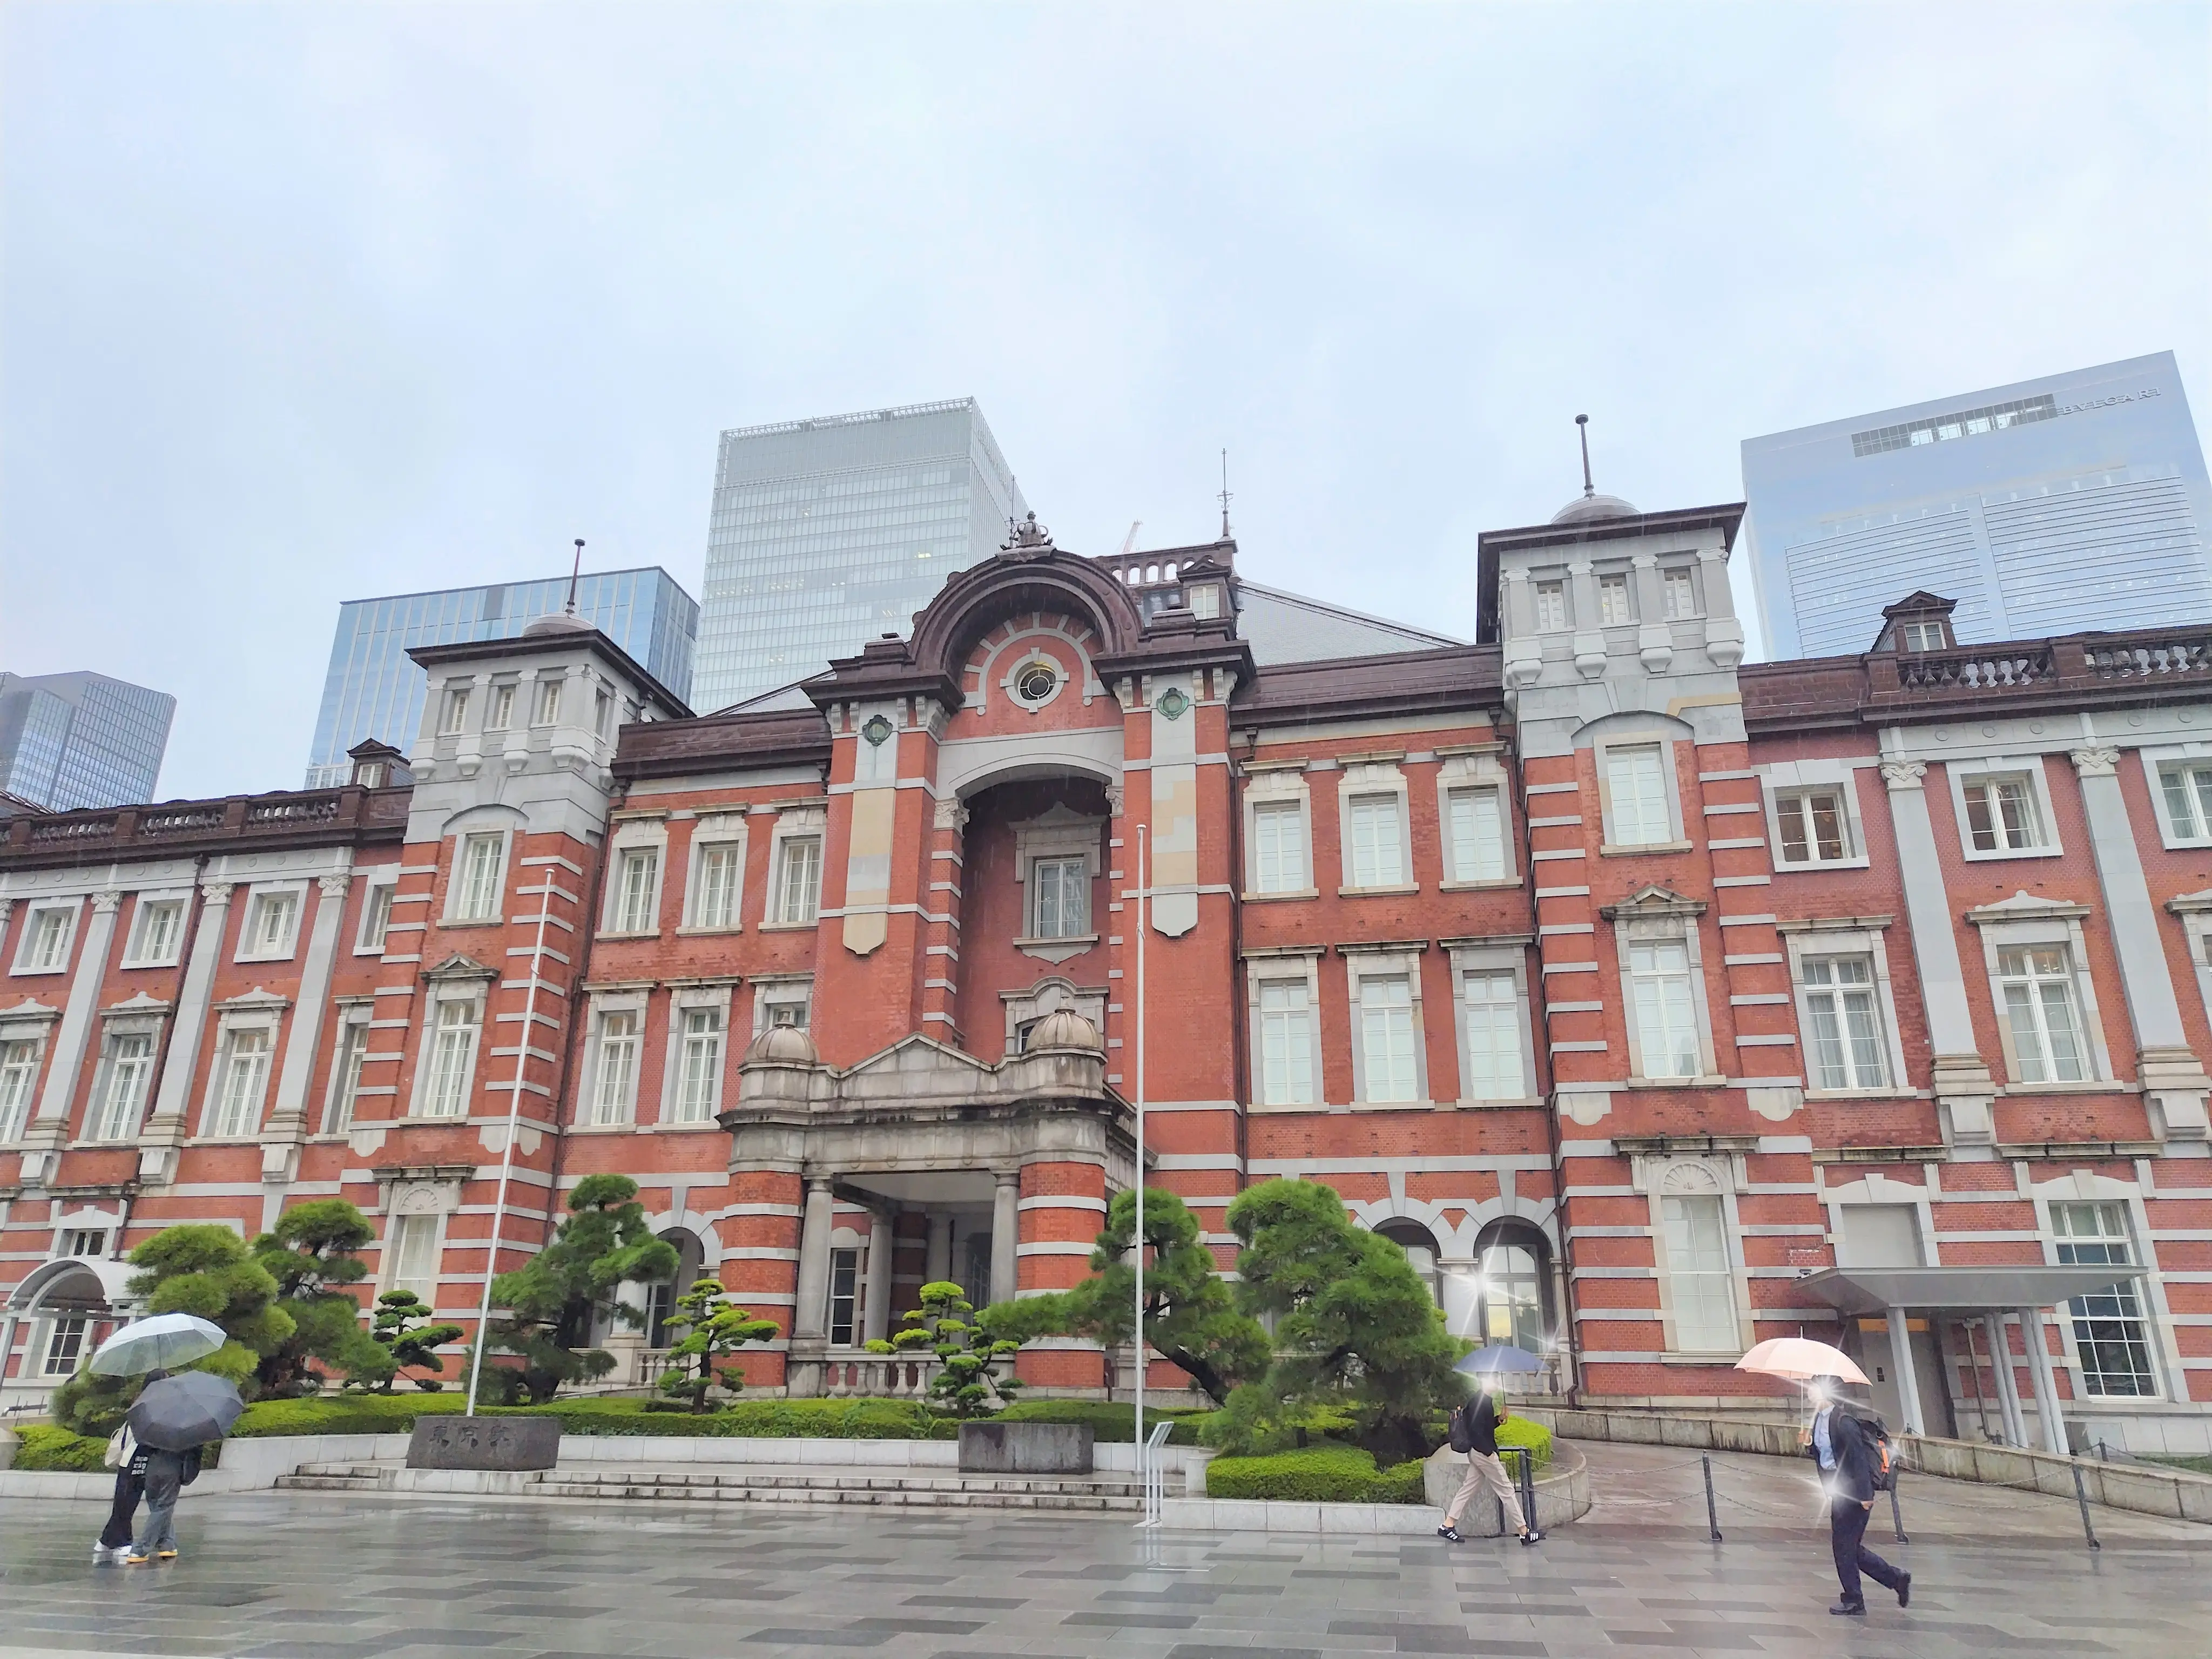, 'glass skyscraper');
0,670,175,811
692,399,1025,711
1742,353,2212,659
304,568,698,786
